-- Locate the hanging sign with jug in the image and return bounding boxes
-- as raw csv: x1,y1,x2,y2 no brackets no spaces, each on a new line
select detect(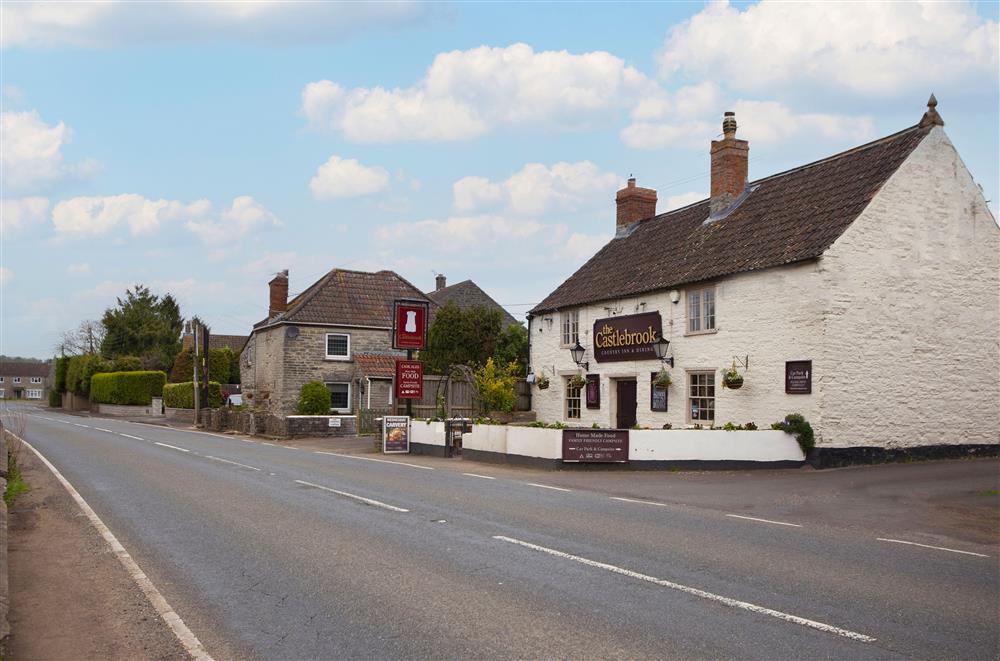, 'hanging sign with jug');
393,300,429,350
